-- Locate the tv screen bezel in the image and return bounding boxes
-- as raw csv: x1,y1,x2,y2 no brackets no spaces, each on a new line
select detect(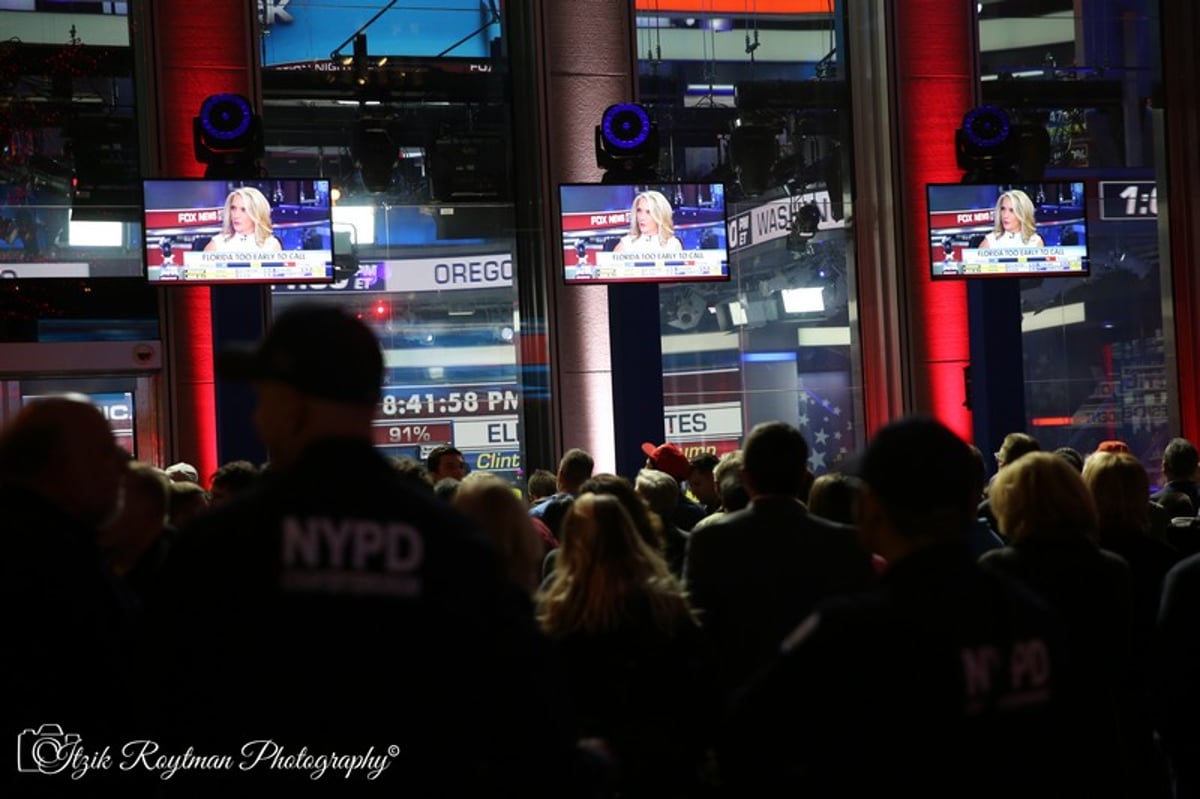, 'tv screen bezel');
141,177,336,287
925,180,1091,281
558,181,731,286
